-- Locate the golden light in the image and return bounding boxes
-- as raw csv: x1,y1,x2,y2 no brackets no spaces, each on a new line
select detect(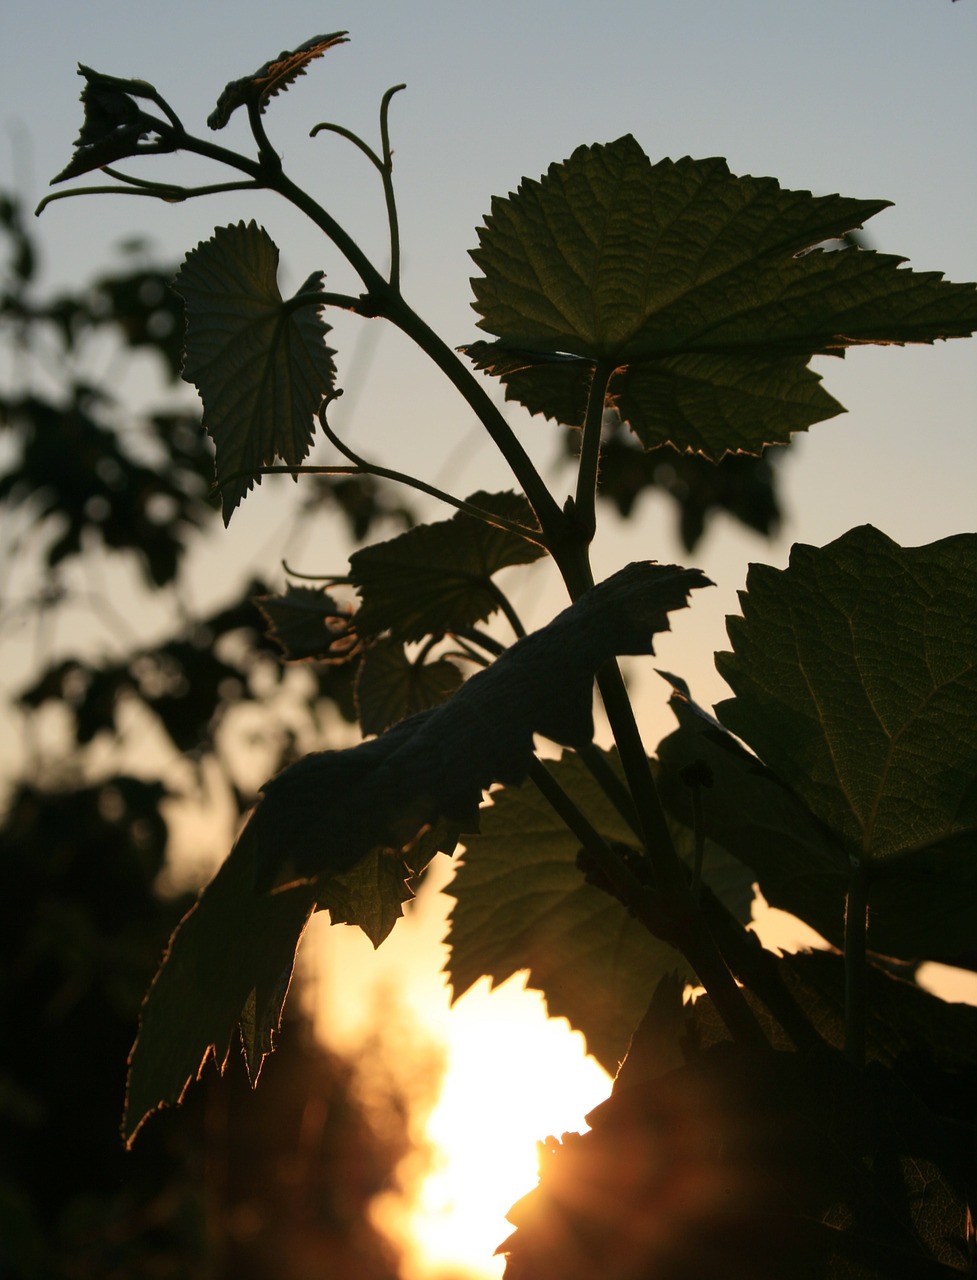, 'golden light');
305,857,613,1280
394,974,612,1280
